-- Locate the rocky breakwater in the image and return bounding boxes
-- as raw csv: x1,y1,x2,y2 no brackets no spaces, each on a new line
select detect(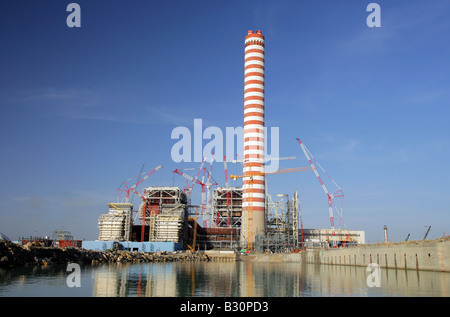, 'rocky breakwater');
0,241,210,267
